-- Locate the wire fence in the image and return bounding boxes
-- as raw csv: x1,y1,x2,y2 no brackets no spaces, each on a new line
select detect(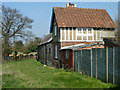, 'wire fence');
74,47,120,85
